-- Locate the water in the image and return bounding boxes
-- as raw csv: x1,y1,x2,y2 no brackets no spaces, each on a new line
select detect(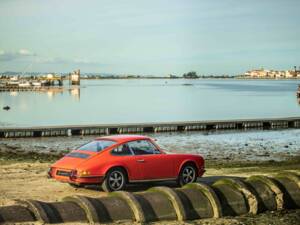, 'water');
0,79,299,127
